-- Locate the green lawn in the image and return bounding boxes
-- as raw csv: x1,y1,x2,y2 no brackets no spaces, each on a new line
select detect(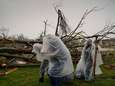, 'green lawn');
0,65,115,86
